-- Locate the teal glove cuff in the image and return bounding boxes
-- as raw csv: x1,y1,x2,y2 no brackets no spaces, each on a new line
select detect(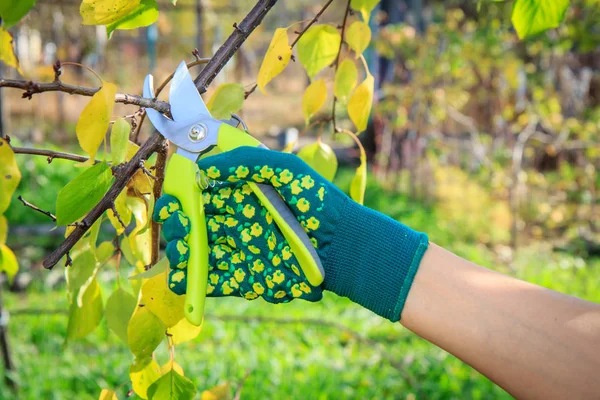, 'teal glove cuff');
323,198,429,322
